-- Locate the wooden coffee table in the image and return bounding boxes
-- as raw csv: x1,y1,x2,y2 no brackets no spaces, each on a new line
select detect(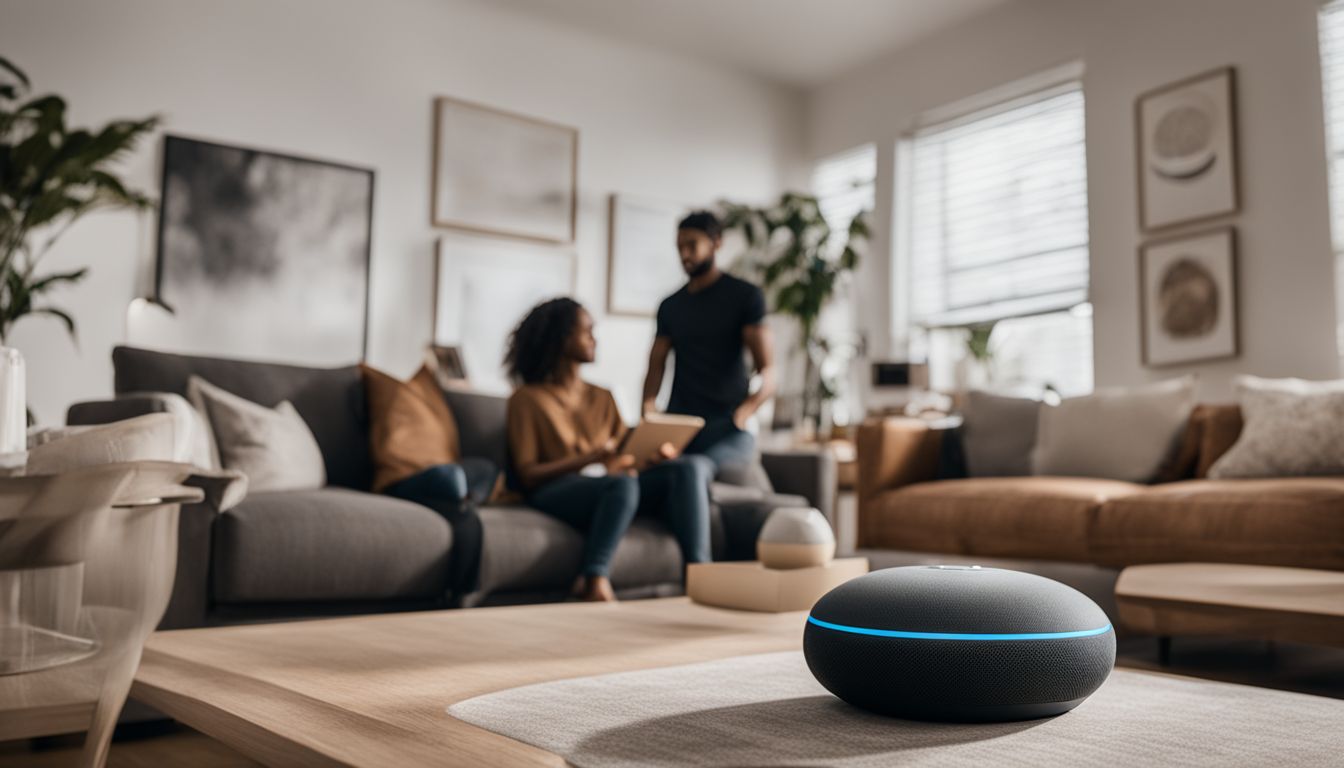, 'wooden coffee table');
130,598,804,767
1115,563,1344,662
